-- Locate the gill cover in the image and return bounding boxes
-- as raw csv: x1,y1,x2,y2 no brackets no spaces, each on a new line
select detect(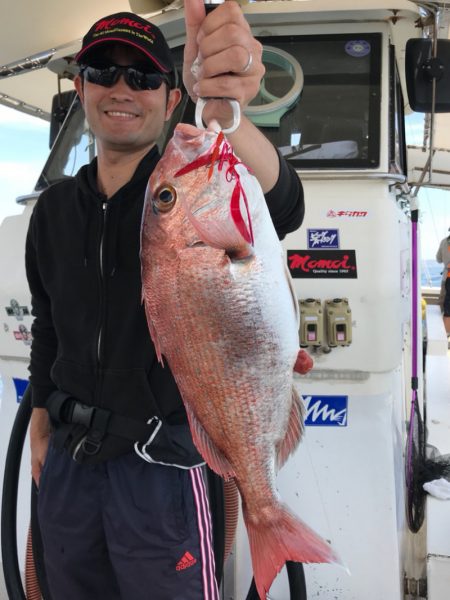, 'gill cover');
174,131,254,256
